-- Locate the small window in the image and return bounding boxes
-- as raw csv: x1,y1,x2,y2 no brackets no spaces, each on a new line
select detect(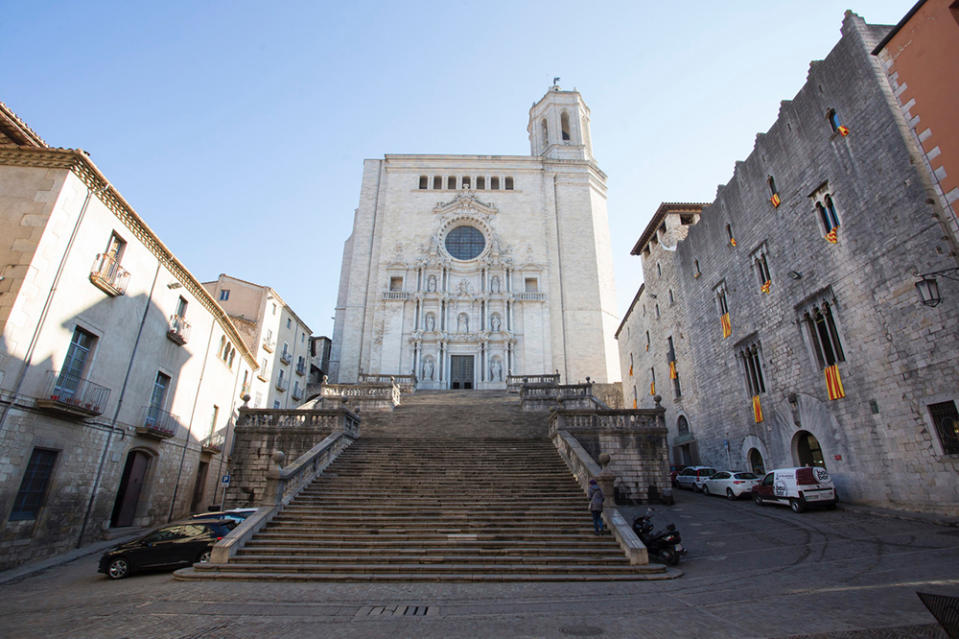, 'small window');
668,289,674,304
694,259,701,278
286,317,292,329
524,278,538,292
209,405,219,436
655,304,660,319
928,401,959,455
491,176,500,190
105,232,126,262
739,342,767,397
767,175,778,196
726,223,736,247
389,276,403,291
753,246,772,293
433,175,442,190
418,175,428,189
175,296,188,319
461,176,470,189
657,263,662,278
273,400,281,409
447,176,456,190
219,289,230,301
541,118,549,148
561,111,571,141
812,186,841,238
476,176,485,189
272,303,277,315
799,296,845,369
9,448,58,521
504,177,514,190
